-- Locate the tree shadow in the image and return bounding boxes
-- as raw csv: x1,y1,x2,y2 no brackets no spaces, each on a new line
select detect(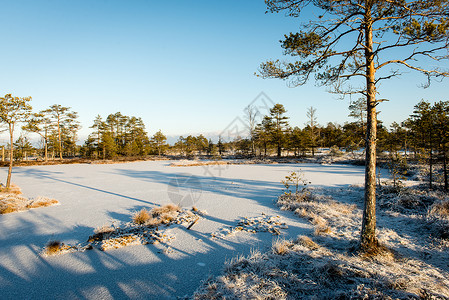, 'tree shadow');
0,202,300,299
12,168,159,206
